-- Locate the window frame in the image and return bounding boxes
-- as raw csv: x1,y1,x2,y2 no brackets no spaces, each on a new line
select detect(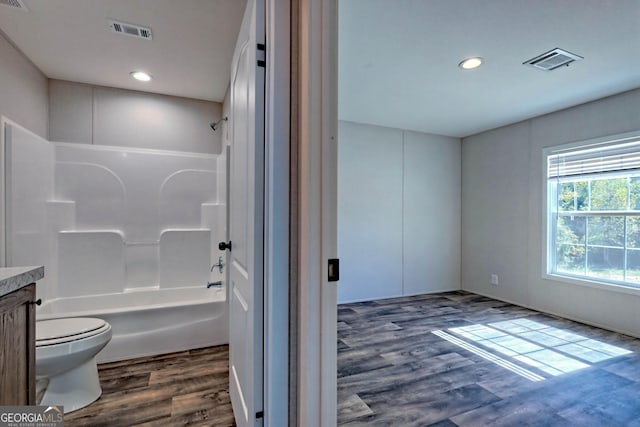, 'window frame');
543,130,640,296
